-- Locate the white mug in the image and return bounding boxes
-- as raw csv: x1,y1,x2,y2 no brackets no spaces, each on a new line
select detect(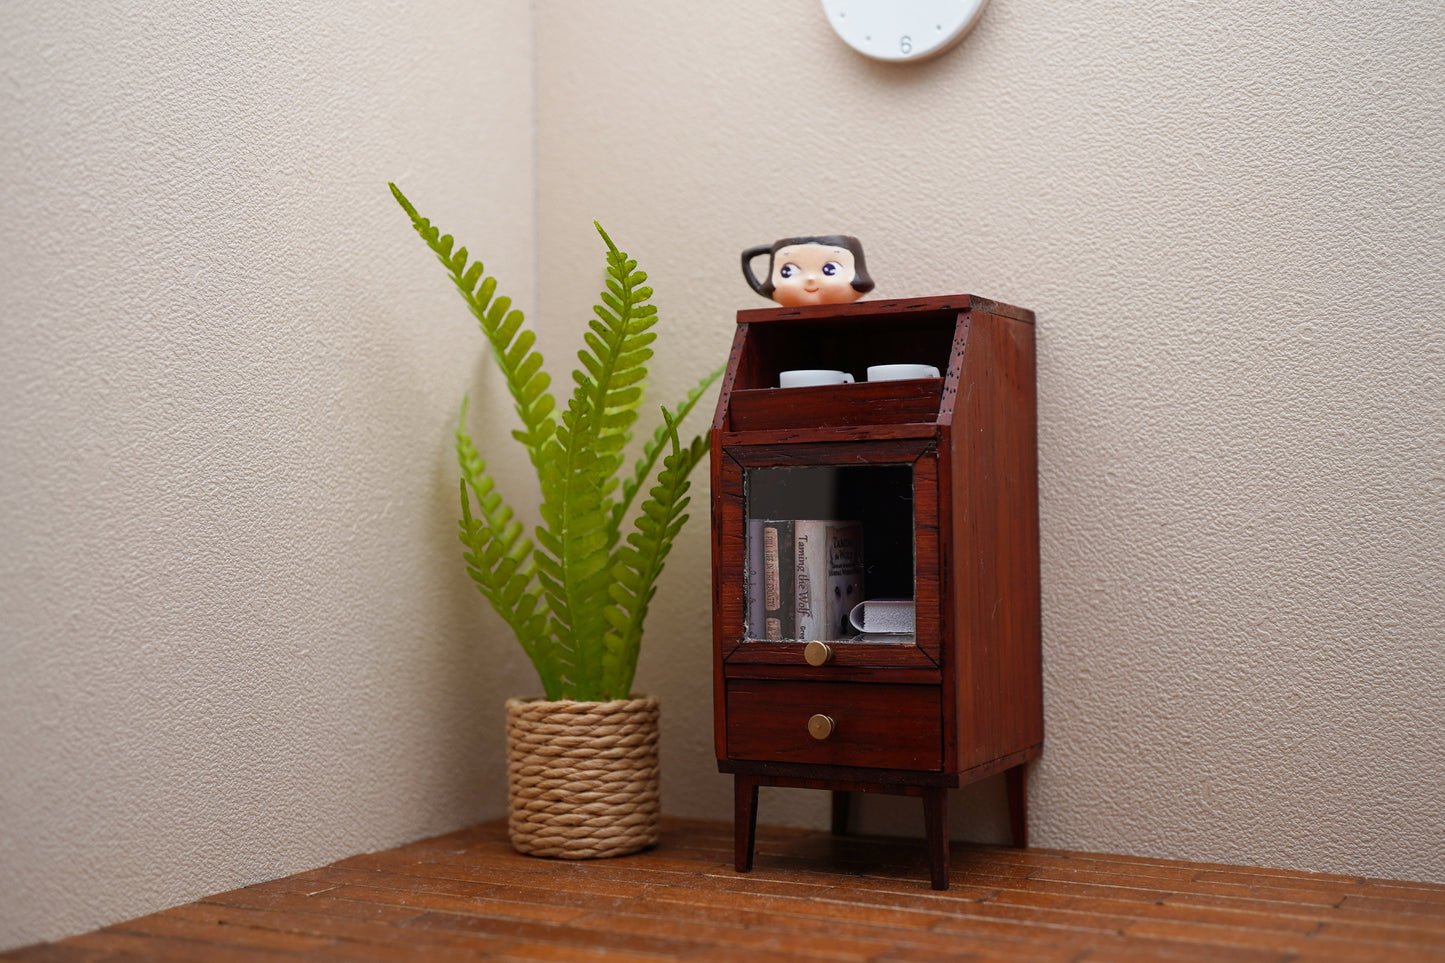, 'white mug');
867,363,941,382
779,369,855,388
